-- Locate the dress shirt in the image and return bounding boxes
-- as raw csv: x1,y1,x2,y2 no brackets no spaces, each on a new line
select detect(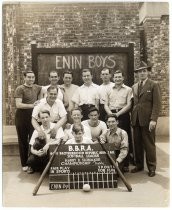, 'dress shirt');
32,98,67,122
105,84,133,110
98,82,114,104
102,127,128,163
72,83,99,106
